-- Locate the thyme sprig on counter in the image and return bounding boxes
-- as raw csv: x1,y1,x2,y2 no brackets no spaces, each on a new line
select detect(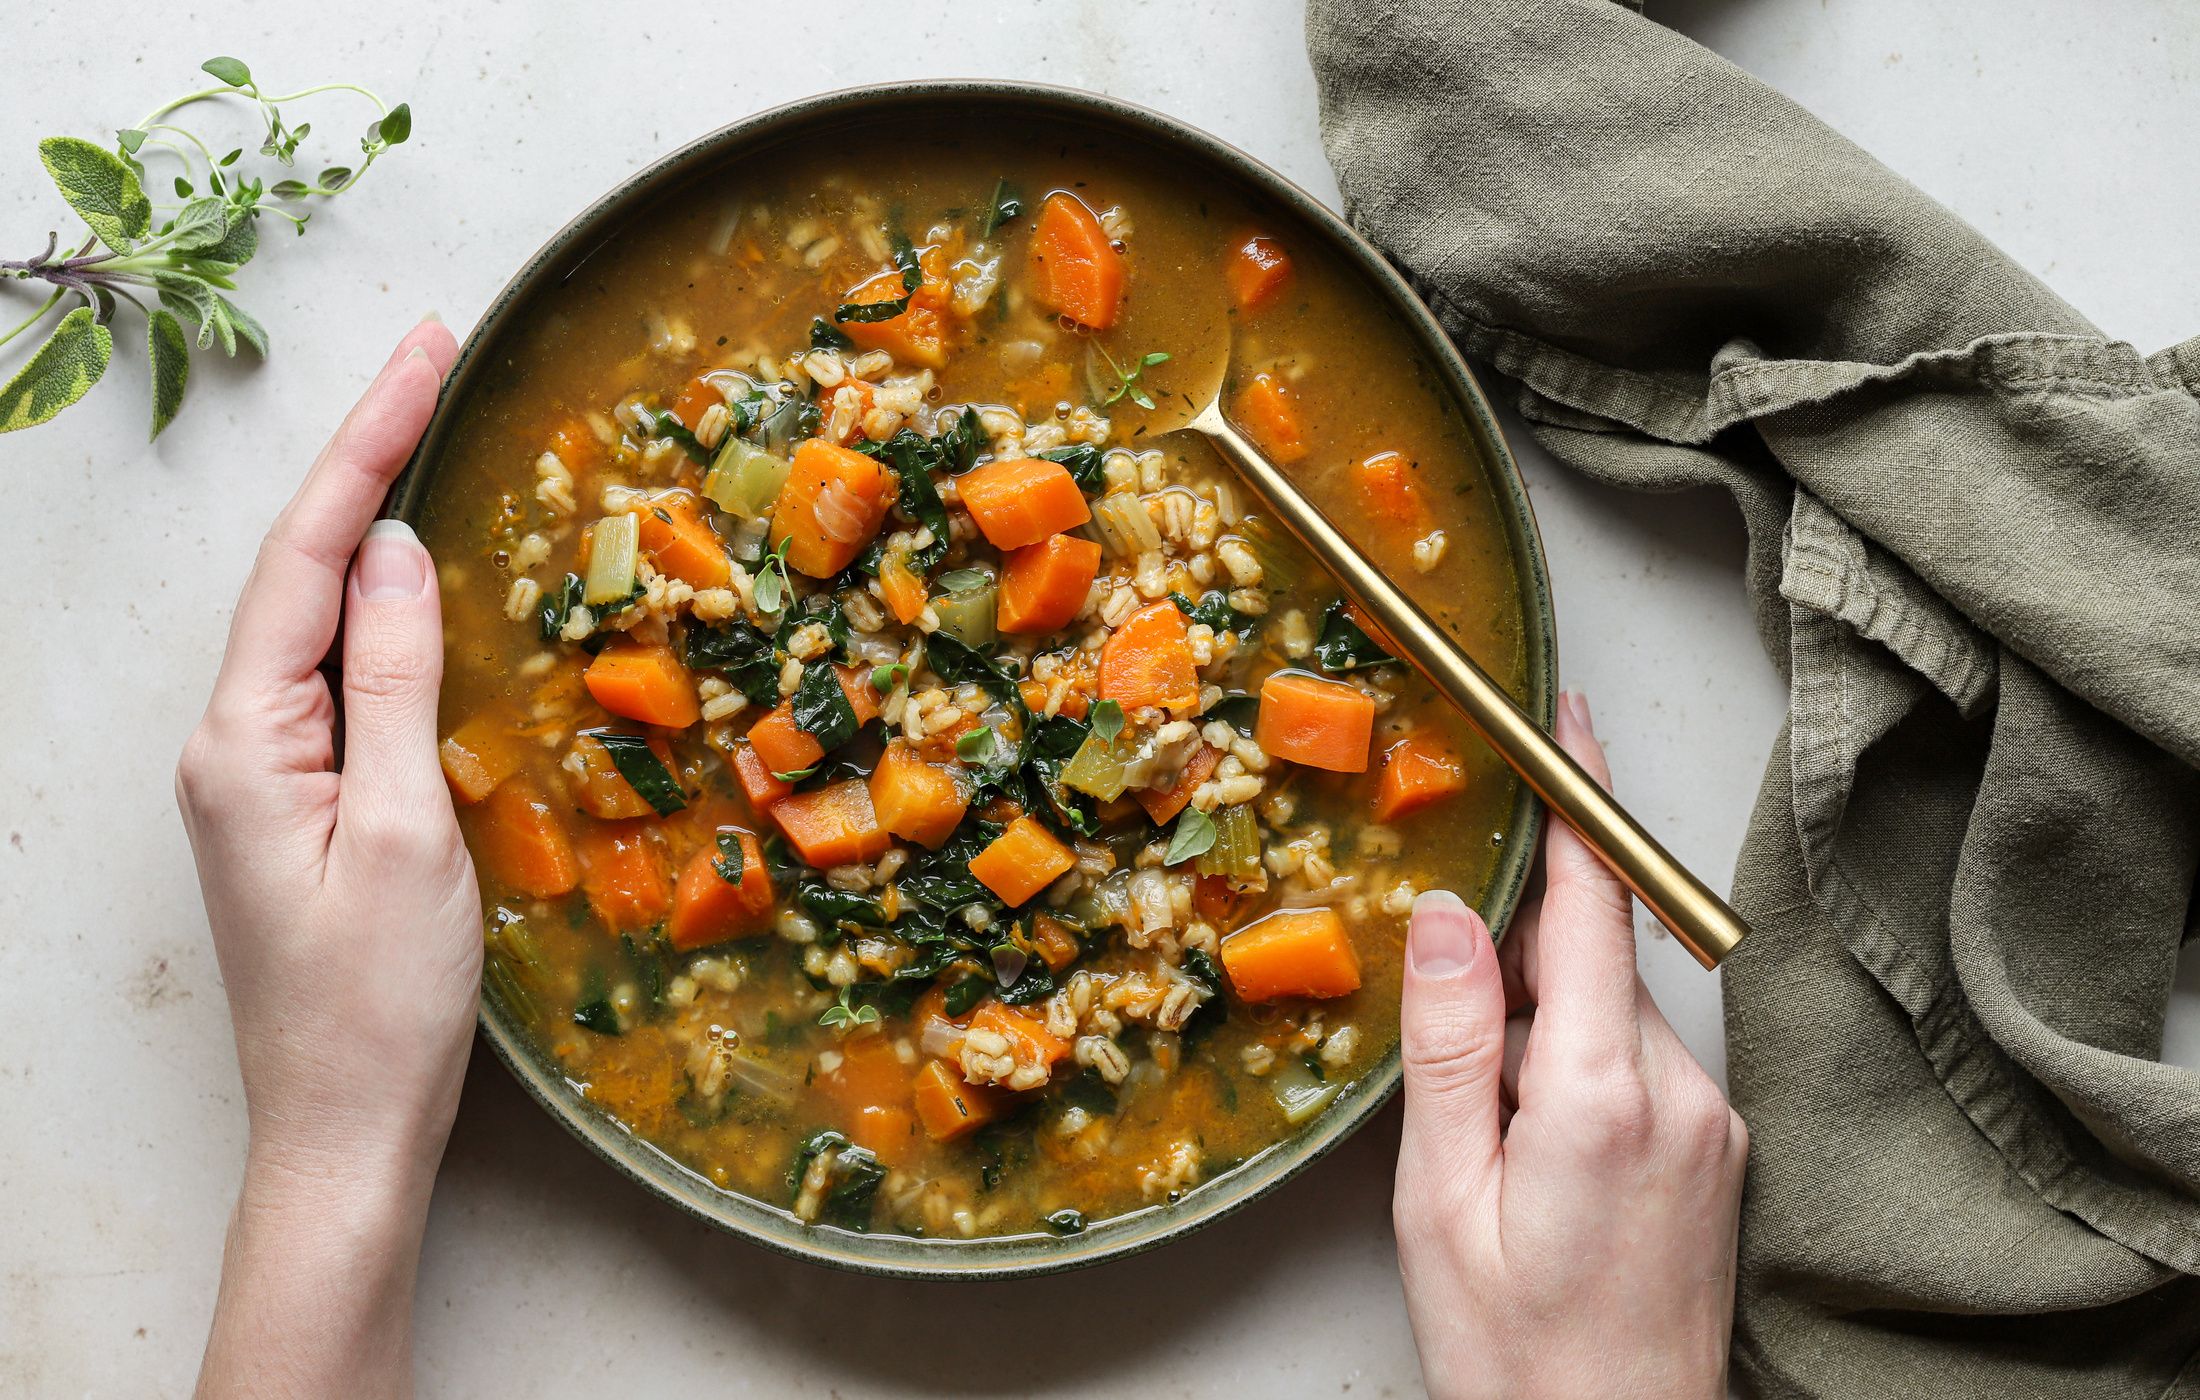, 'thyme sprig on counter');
0,56,410,439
